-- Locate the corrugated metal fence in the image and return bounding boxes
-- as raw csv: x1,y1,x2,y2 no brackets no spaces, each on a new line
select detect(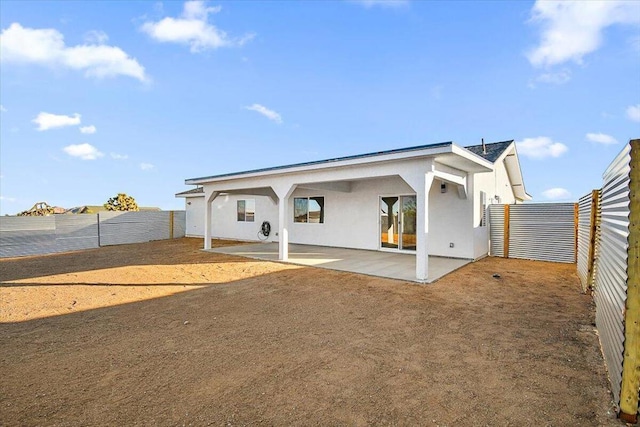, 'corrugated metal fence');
488,203,576,263
0,211,186,258
593,143,630,412
576,191,600,292
576,140,640,422
488,205,504,257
